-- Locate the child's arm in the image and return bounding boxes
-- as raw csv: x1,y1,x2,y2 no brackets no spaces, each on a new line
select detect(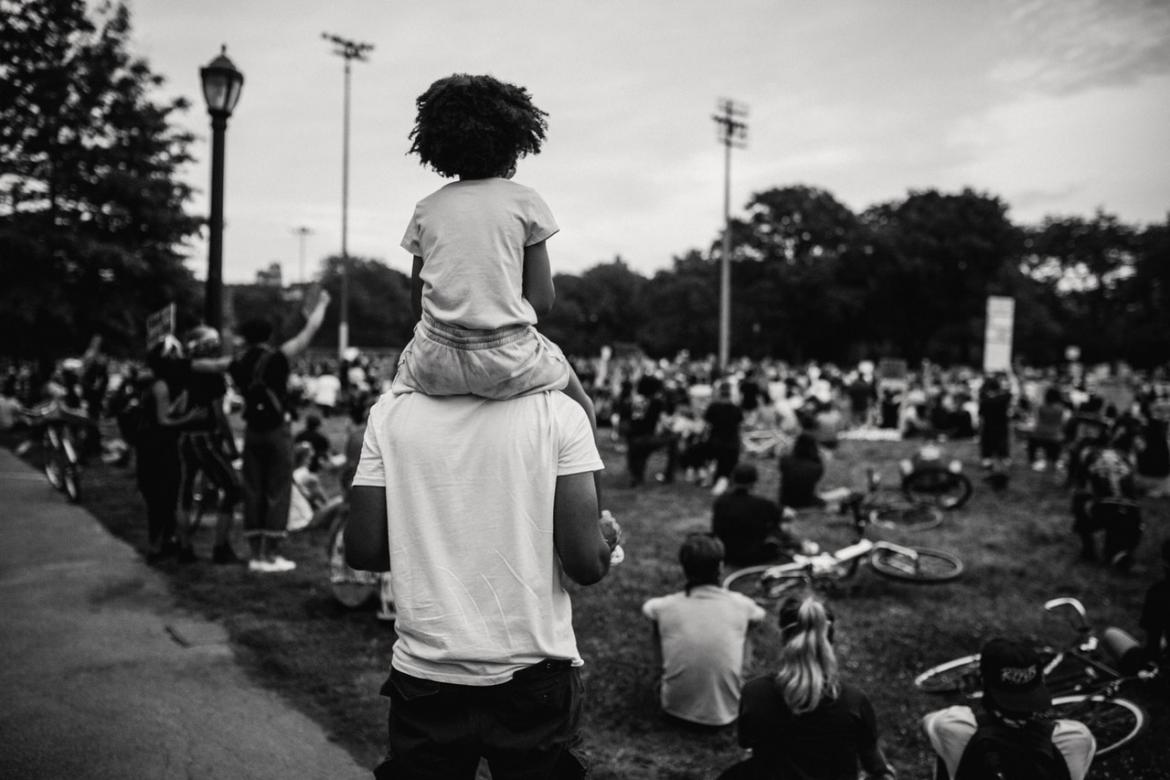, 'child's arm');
522,240,555,317
410,255,424,323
